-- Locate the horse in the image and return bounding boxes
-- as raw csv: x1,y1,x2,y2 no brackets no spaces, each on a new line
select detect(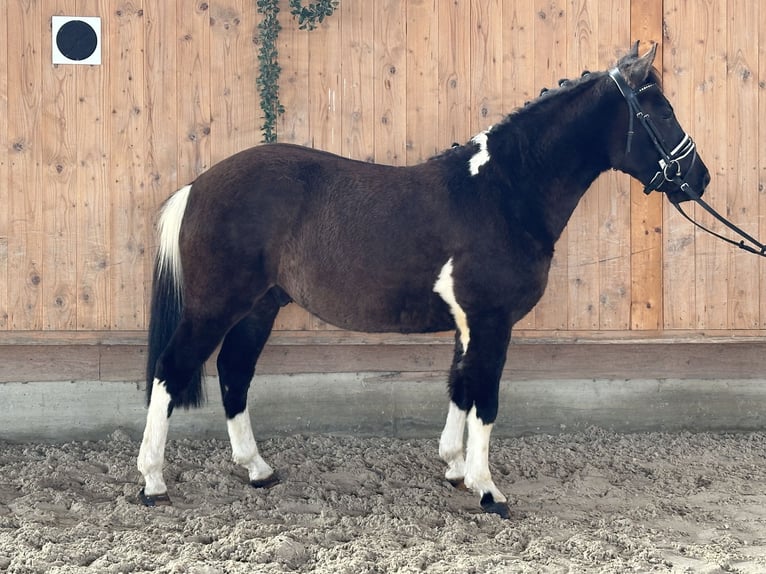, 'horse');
137,43,710,519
